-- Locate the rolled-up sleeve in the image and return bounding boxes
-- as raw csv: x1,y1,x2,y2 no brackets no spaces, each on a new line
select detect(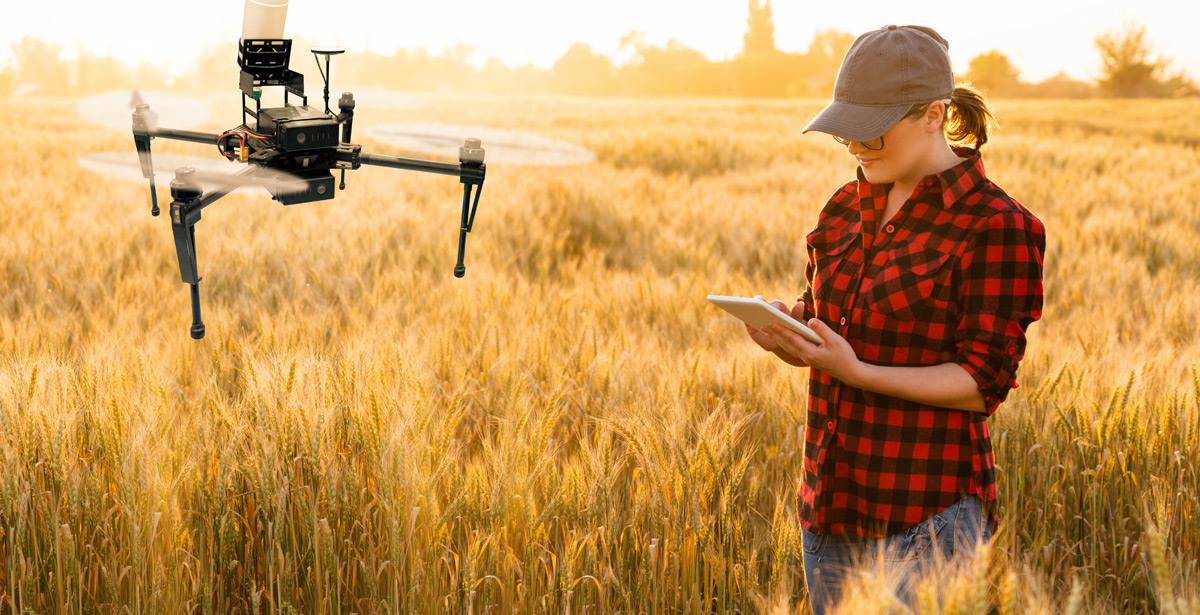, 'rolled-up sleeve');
797,245,815,321
954,210,1046,416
